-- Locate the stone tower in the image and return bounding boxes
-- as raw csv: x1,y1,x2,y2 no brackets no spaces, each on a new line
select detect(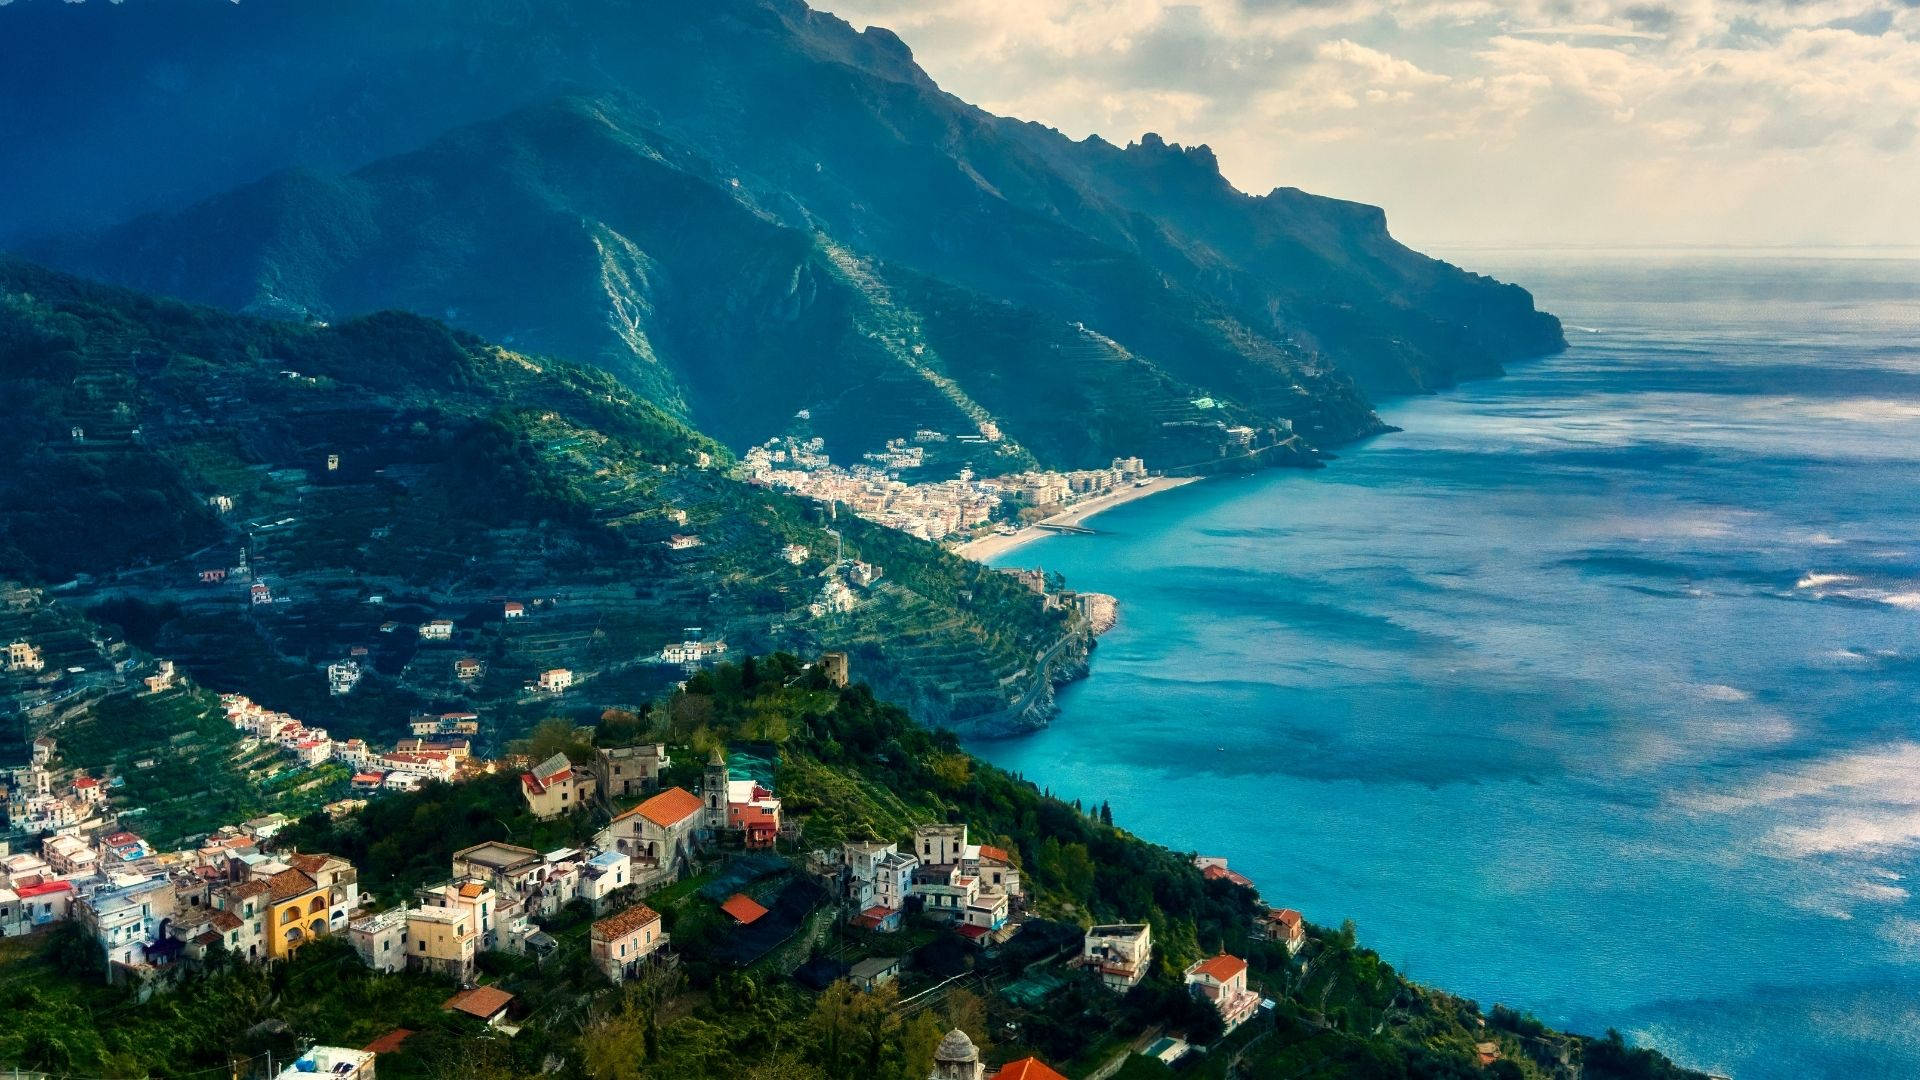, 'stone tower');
704,747,730,831
929,1029,984,1080
820,651,849,689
